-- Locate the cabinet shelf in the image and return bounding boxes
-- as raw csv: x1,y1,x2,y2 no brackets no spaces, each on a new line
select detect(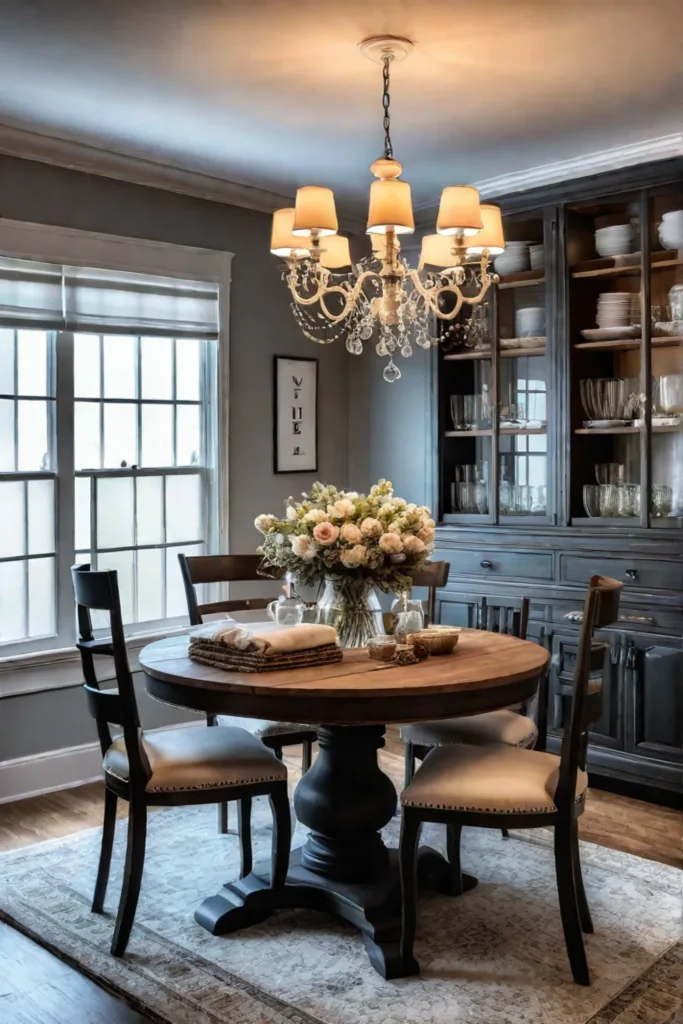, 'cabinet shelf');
575,336,682,352
443,350,492,361
444,344,546,360
497,271,544,290
444,427,546,438
575,425,682,435
570,249,683,279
